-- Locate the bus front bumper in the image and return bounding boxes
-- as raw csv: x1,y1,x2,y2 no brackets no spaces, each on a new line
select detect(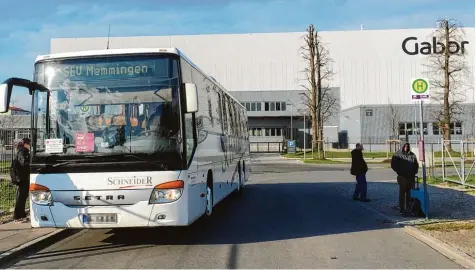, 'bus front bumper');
29,200,188,228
